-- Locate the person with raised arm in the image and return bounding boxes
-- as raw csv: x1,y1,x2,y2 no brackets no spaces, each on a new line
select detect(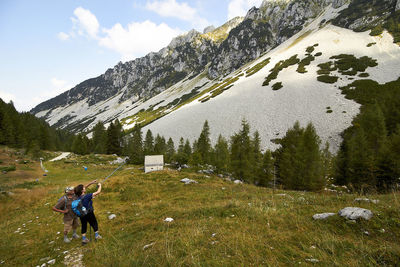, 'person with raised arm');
74,180,102,244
